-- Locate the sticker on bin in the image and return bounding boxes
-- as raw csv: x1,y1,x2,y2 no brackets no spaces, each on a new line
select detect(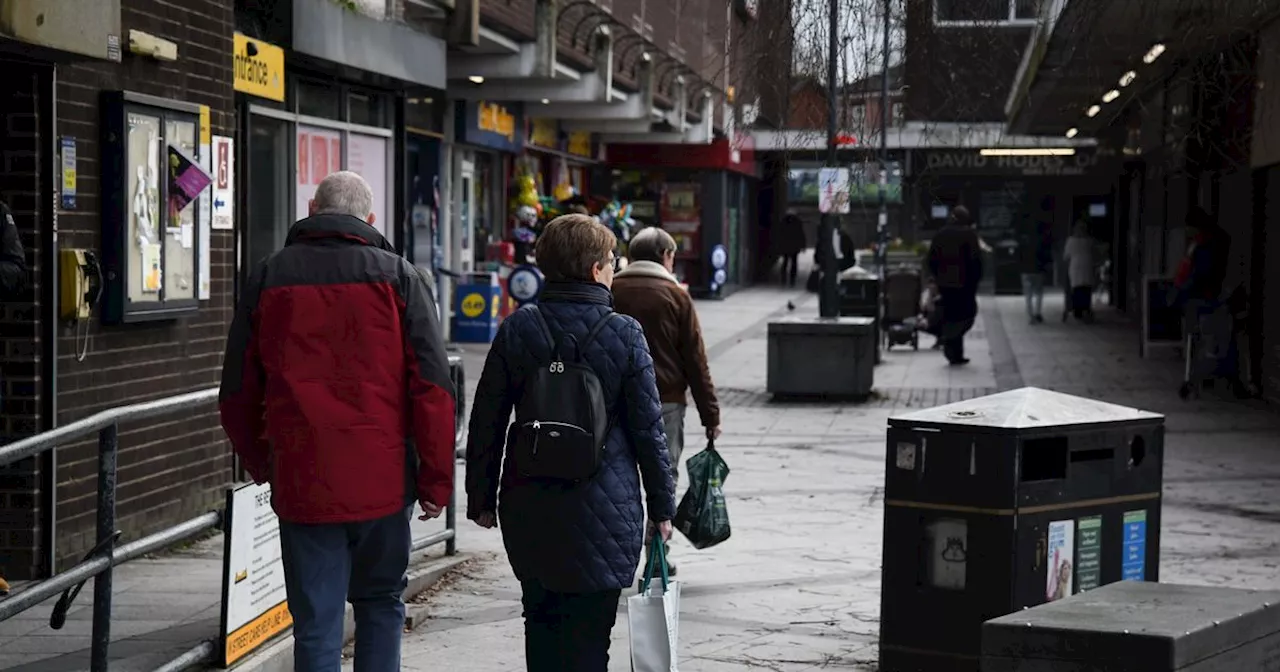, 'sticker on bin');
1075,516,1102,593
1121,509,1147,582
461,292,487,318
1045,520,1074,602
895,442,916,470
